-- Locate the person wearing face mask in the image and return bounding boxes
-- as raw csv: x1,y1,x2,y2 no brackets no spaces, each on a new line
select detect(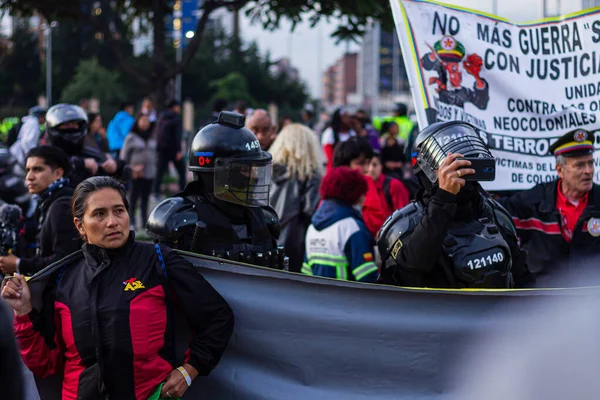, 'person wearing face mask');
1,176,234,400
302,166,379,283
46,104,130,187
146,111,286,269
497,129,600,287
377,121,534,289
